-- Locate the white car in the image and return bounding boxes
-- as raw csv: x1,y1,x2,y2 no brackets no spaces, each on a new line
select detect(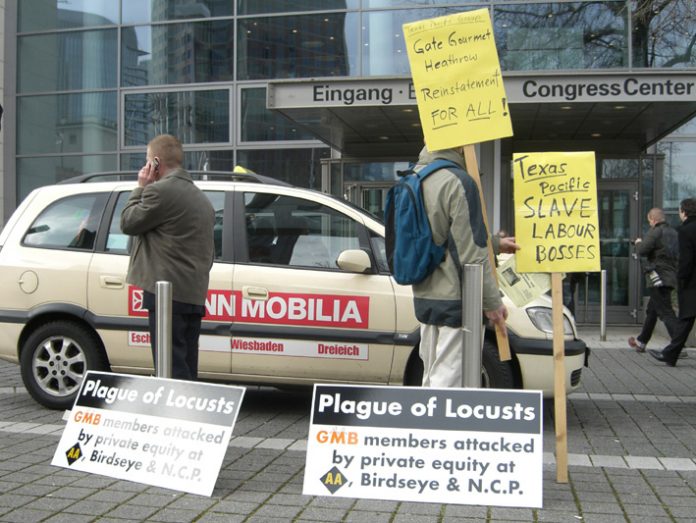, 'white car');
0,171,589,409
